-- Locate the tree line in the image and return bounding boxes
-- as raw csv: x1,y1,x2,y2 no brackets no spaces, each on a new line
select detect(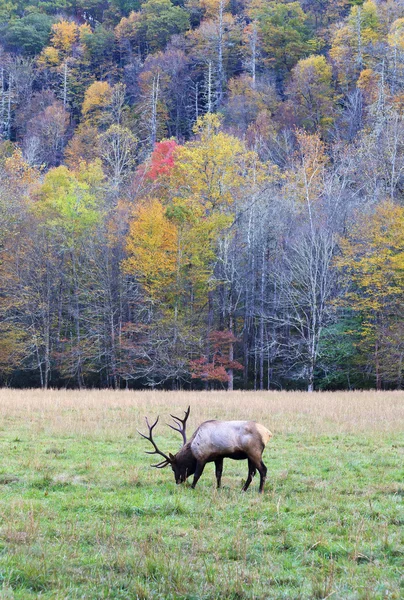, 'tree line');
0,0,403,389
